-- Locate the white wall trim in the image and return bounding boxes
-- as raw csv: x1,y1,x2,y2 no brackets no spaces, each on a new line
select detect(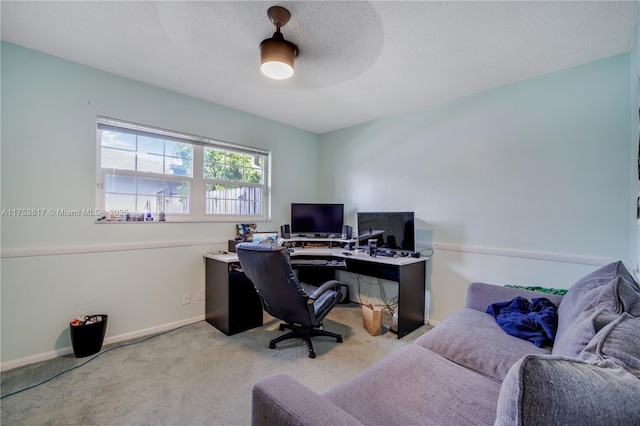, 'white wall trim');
1,315,205,372
1,239,618,266
424,242,615,266
2,238,619,265
0,239,228,258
